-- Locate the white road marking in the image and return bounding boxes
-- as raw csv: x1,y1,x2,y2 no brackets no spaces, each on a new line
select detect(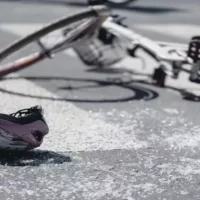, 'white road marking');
0,74,148,152
1,22,200,152
135,24,200,40
0,23,43,36
1,22,200,90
